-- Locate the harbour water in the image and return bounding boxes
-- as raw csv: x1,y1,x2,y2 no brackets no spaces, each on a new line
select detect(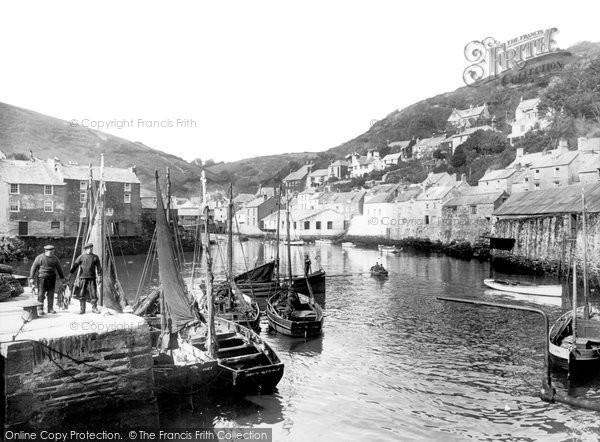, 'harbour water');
13,240,600,440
